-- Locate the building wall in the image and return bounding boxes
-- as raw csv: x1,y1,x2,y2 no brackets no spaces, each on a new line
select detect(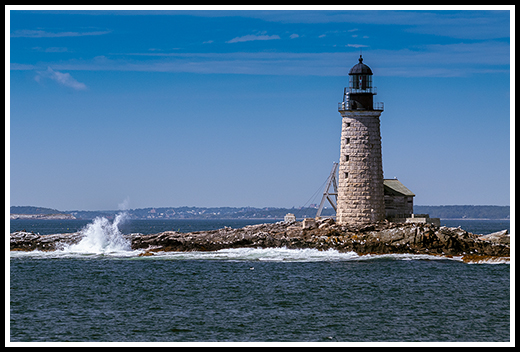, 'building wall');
336,111,385,225
384,194,414,219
